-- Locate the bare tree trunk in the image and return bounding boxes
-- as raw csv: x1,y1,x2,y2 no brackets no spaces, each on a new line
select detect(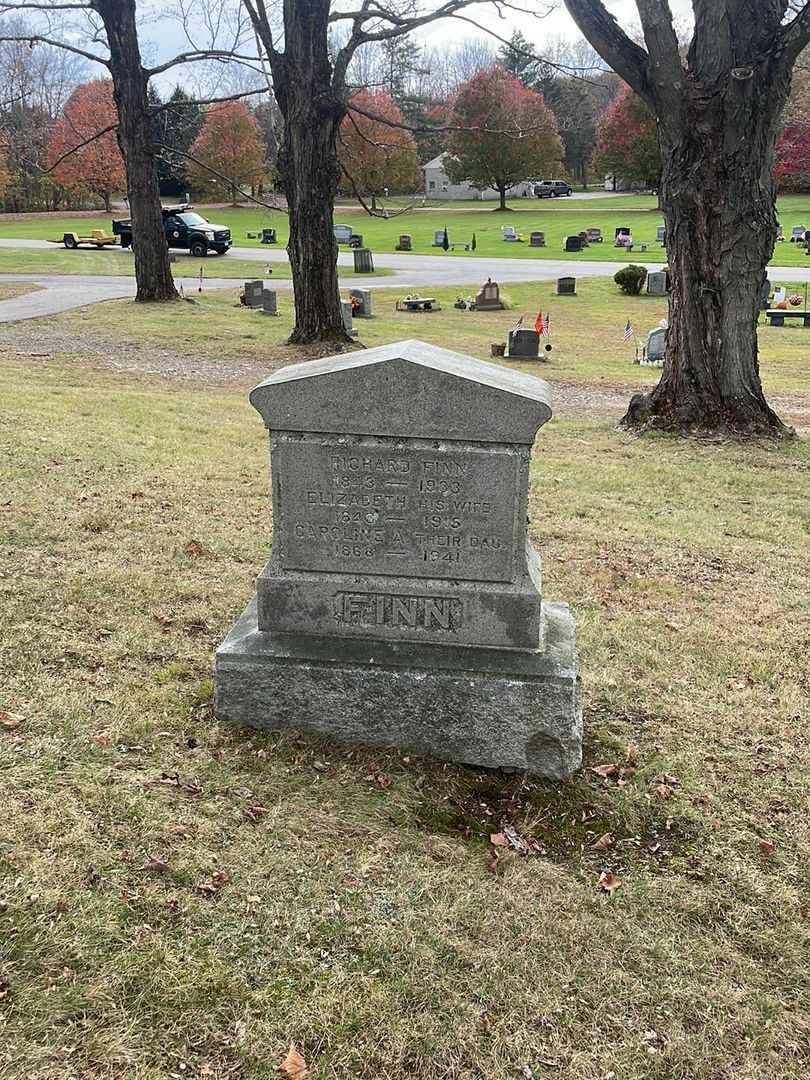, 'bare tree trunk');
271,0,350,346
624,81,789,436
92,0,177,303
498,183,507,210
